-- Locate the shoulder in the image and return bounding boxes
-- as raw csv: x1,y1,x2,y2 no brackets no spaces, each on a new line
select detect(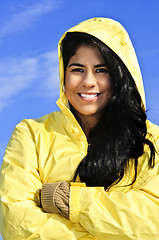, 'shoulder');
146,120,159,133
146,120,159,167
15,111,65,137
146,120,159,145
